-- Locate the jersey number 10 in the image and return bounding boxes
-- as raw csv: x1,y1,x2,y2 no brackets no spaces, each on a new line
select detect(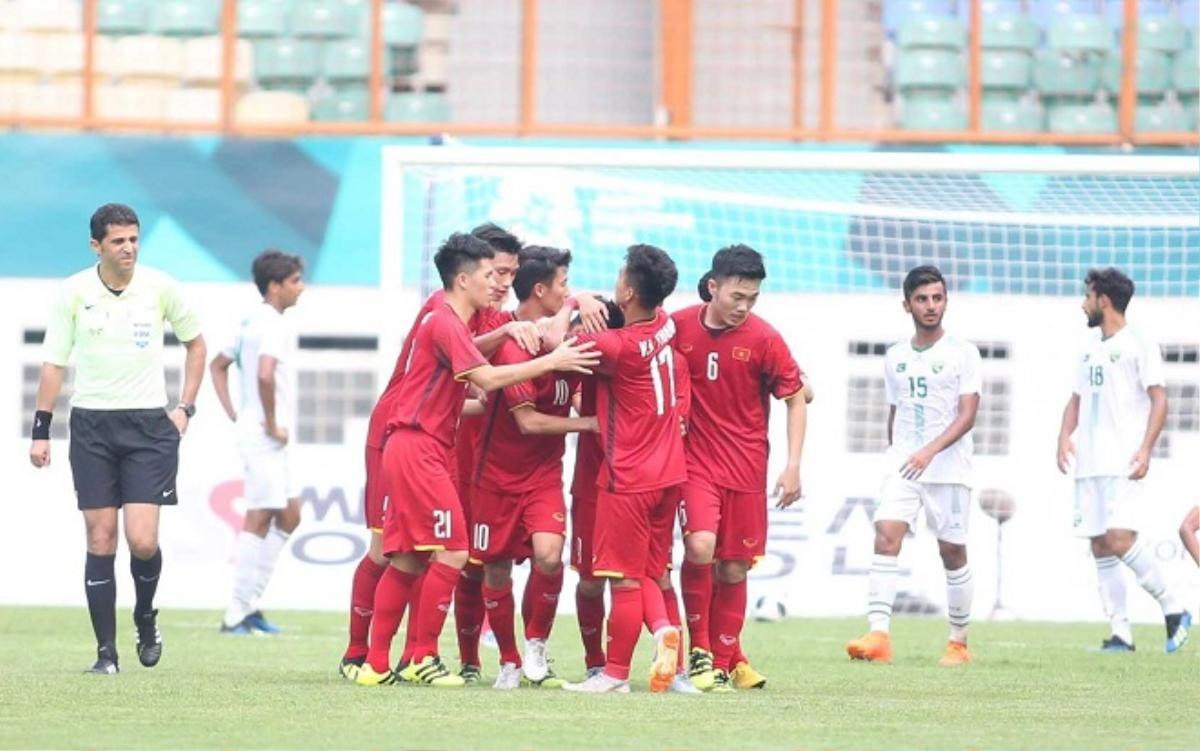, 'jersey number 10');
650,345,678,416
